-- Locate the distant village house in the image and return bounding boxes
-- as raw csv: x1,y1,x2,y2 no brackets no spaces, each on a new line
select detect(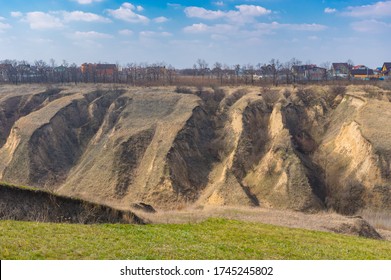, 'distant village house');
382,62,391,78
331,63,350,79
291,64,327,81
81,63,118,83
